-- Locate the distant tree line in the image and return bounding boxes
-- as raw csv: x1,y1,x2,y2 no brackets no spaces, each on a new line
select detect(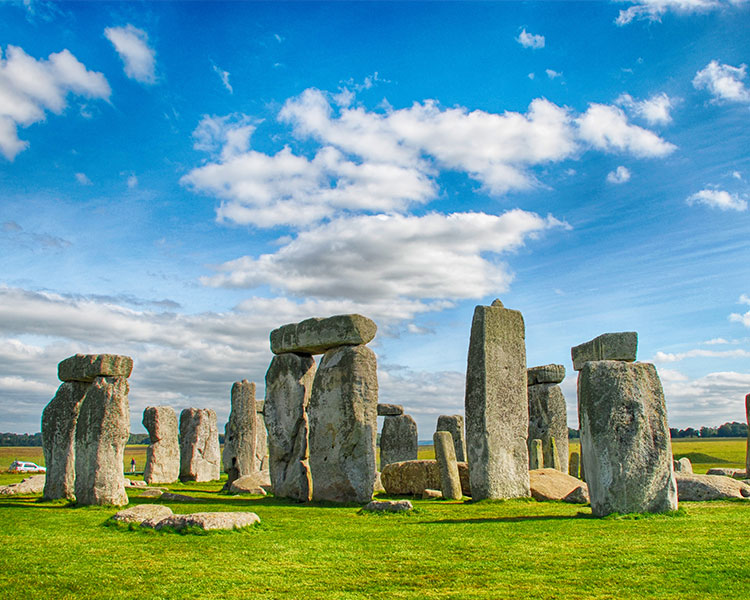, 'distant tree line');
670,422,748,438
0,432,43,446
